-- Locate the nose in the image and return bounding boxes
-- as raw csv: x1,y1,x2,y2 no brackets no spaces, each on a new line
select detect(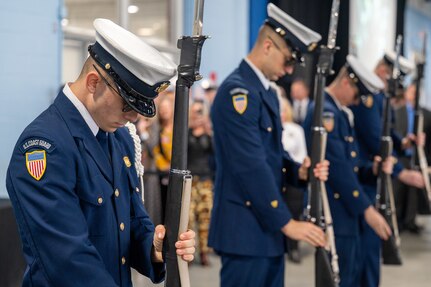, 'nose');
285,65,294,75
124,110,139,123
